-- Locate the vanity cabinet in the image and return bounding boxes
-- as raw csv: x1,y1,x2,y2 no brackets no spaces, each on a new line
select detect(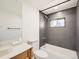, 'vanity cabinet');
11,48,32,59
